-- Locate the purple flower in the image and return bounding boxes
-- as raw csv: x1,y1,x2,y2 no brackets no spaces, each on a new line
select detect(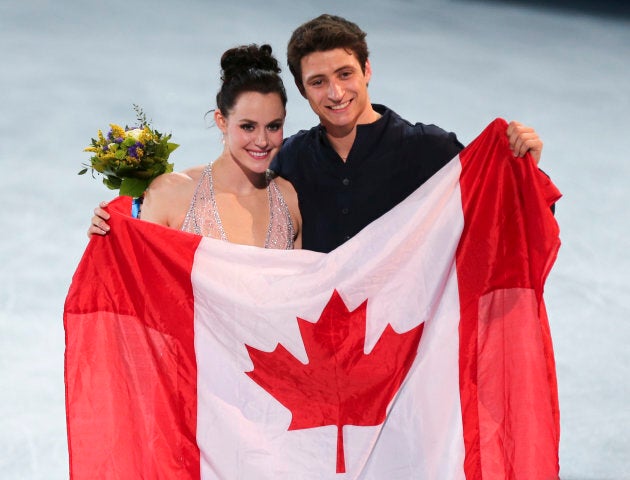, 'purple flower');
127,141,143,159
